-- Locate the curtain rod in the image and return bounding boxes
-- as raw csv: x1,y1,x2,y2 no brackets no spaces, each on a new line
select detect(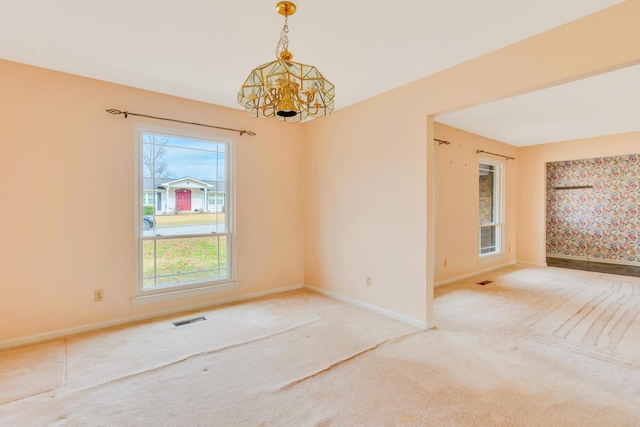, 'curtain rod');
477,150,515,160
106,109,256,136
